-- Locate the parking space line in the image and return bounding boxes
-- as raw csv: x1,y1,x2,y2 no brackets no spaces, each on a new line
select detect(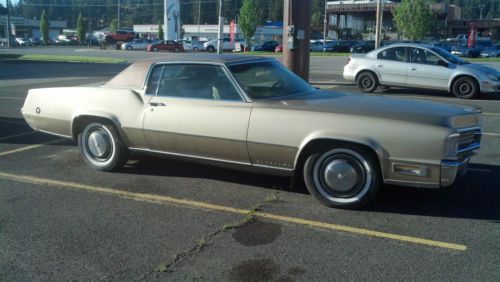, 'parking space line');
483,113,500,116
0,131,37,141
483,132,500,137
0,139,65,157
0,171,467,252
0,97,24,100
0,120,27,125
